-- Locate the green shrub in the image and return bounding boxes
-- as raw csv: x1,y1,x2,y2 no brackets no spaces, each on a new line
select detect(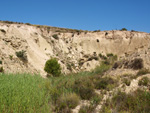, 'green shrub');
0,60,2,64
15,50,27,61
107,53,114,57
44,58,61,77
95,77,117,90
138,77,150,86
73,77,96,100
9,55,13,60
92,62,111,75
0,67,4,73
120,28,127,31
99,53,107,60
52,34,59,40
56,93,80,112
101,89,150,113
